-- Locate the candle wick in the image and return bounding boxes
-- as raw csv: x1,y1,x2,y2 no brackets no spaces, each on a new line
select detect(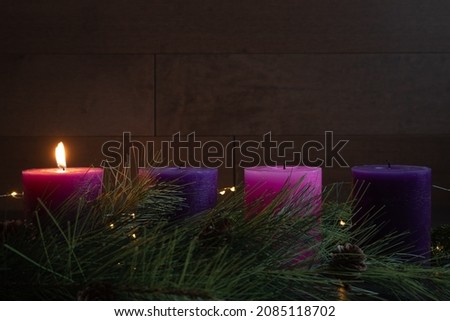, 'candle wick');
283,161,286,170
387,161,391,169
